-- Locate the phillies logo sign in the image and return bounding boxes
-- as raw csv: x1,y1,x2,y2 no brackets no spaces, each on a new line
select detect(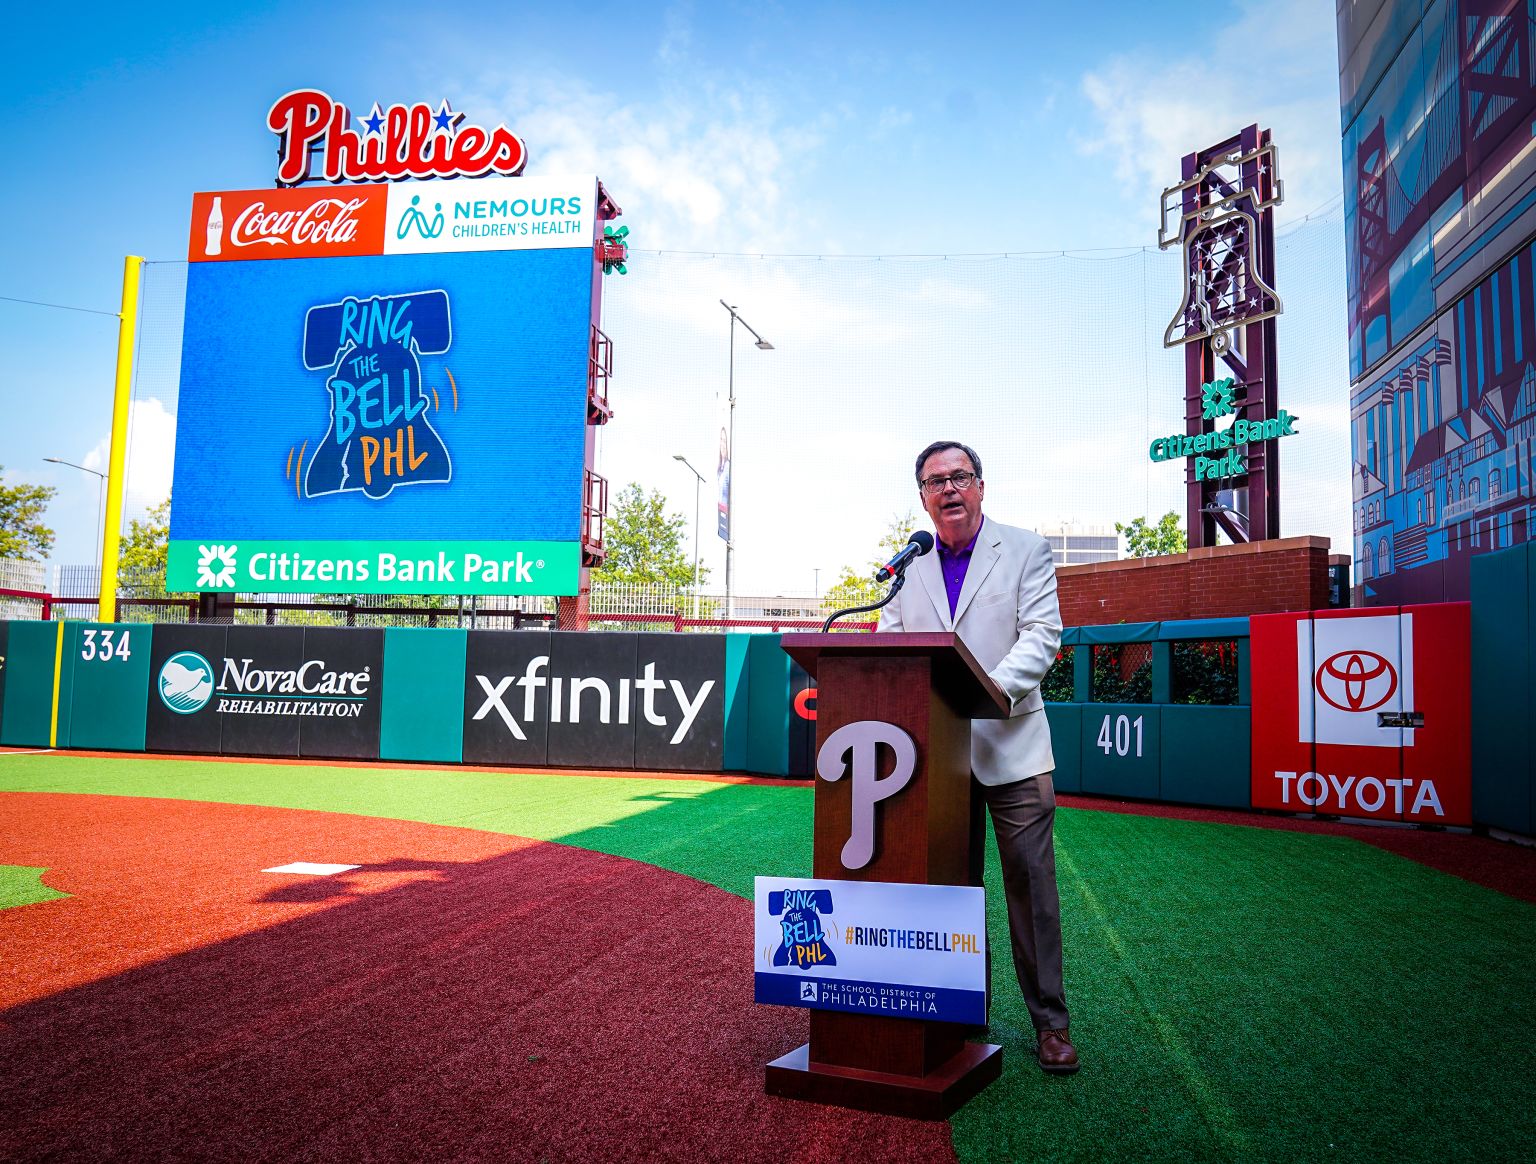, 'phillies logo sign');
1314,649,1398,713
268,89,528,186
816,720,916,870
